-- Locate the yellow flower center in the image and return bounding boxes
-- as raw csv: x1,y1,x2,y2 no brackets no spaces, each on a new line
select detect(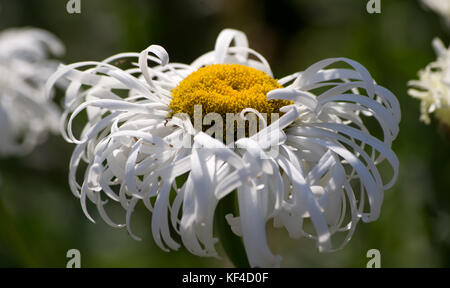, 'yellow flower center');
169,64,291,121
